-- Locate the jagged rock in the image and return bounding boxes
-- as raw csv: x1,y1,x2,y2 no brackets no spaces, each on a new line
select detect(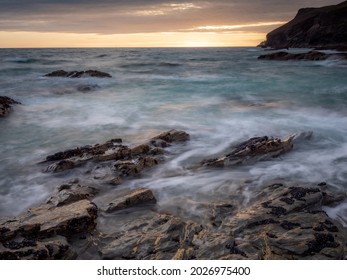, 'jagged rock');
219,183,346,259
107,176,123,186
97,146,131,161
44,159,79,172
150,129,190,145
113,157,159,177
0,236,76,260
45,139,122,162
46,182,99,207
0,96,20,117
98,211,202,260
202,135,294,167
0,199,97,240
0,182,98,259
258,51,347,61
131,144,151,156
42,130,188,182
261,1,347,50
43,139,125,173
97,183,344,260
45,70,112,78
104,188,157,213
